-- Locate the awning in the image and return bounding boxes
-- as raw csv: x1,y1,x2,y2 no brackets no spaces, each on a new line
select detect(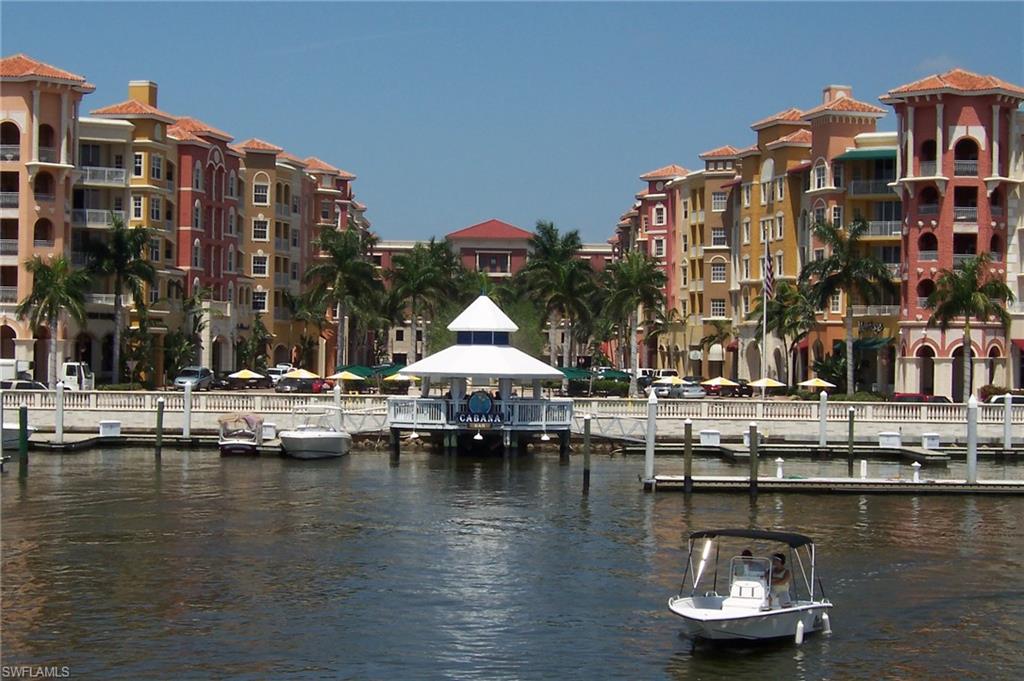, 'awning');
854,336,895,351
1012,339,1024,352
708,343,725,362
835,147,898,161
797,338,810,351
